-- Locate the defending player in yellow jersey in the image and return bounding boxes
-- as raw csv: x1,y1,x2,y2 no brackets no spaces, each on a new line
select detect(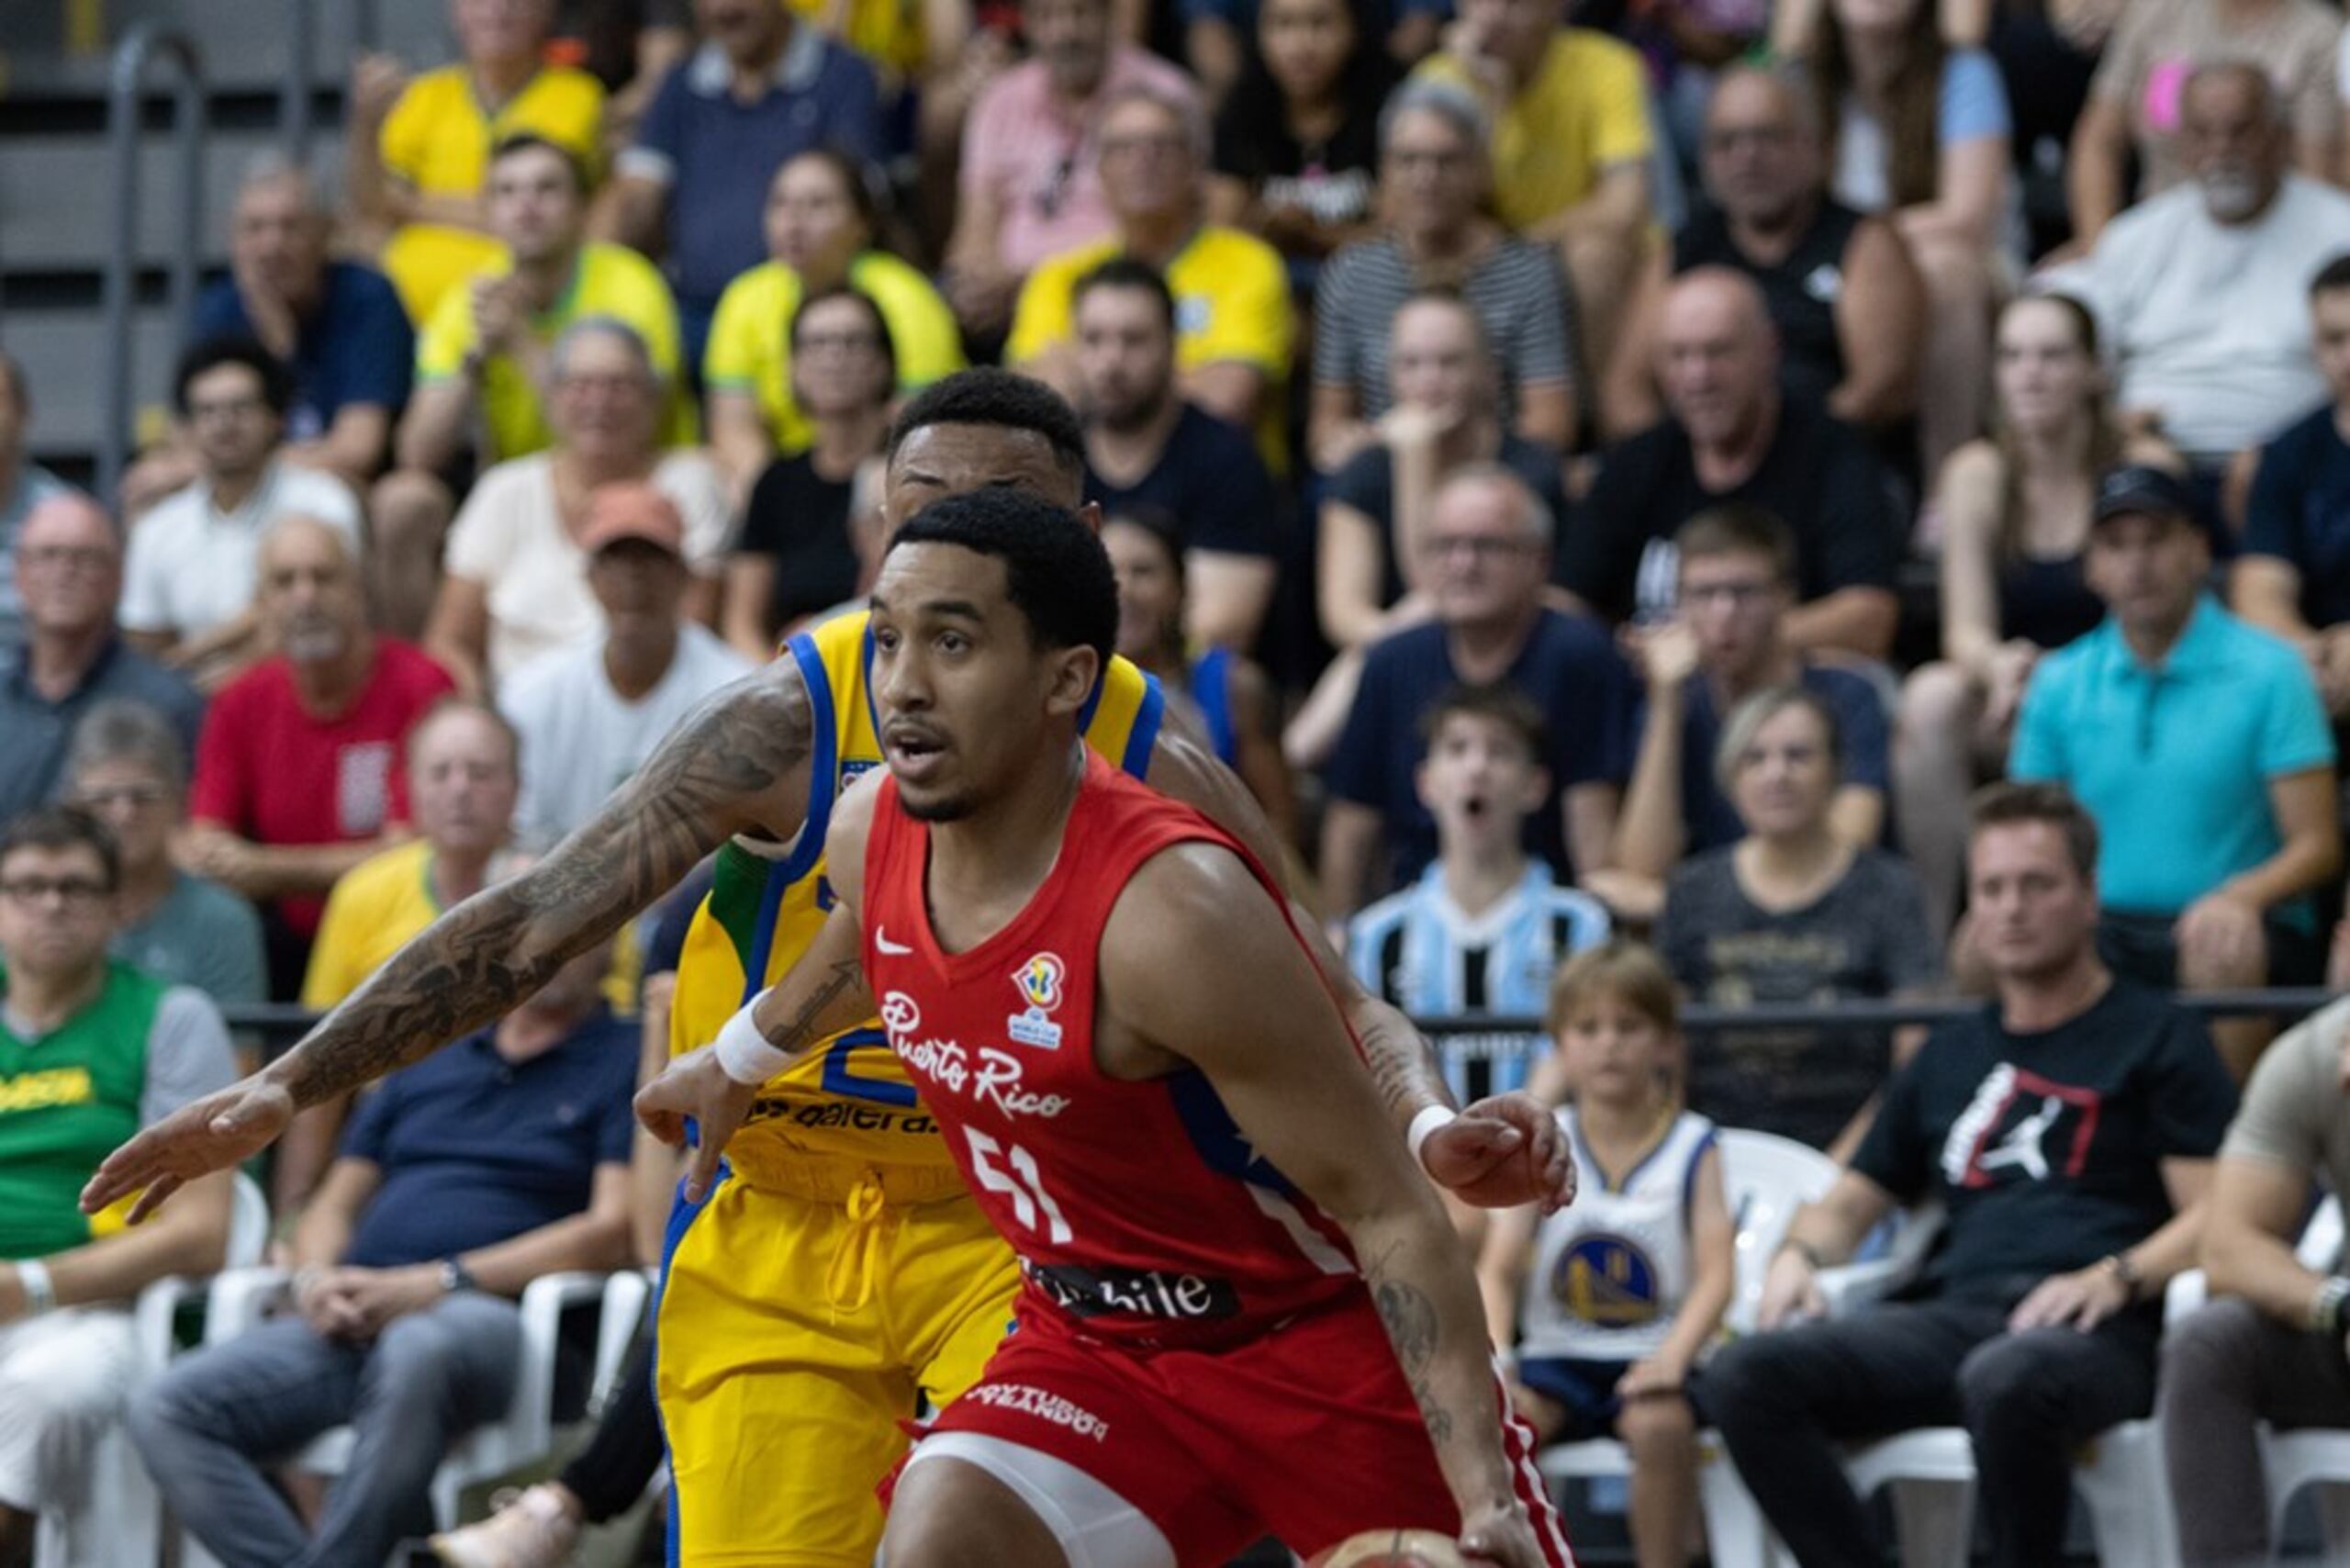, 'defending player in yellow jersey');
82,372,1571,1568
657,604,1162,1565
